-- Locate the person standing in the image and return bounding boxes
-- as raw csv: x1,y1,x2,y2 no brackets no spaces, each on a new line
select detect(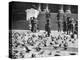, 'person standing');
63,20,67,33
31,17,35,32
63,14,67,33
75,20,78,34
45,19,51,37
71,18,76,34
57,12,61,32
69,18,73,34
66,17,70,34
